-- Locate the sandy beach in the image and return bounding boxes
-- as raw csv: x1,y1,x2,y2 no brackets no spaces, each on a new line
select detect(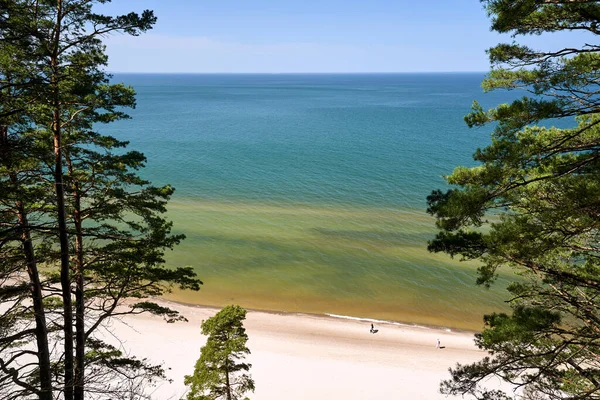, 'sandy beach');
102,300,498,400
